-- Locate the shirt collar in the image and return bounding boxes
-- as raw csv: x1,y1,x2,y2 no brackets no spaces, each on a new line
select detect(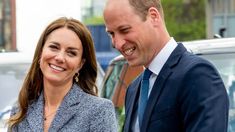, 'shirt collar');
148,37,177,75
